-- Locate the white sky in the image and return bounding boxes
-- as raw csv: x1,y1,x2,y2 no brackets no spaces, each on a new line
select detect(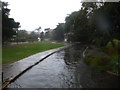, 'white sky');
2,0,82,31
